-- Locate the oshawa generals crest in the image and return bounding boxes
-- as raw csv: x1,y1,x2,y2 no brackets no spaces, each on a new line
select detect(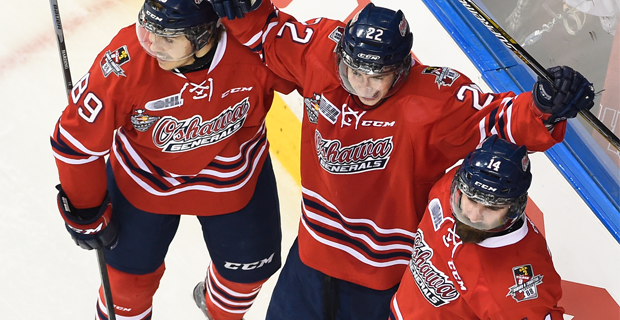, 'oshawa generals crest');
410,230,460,307
152,98,250,152
314,130,393,174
